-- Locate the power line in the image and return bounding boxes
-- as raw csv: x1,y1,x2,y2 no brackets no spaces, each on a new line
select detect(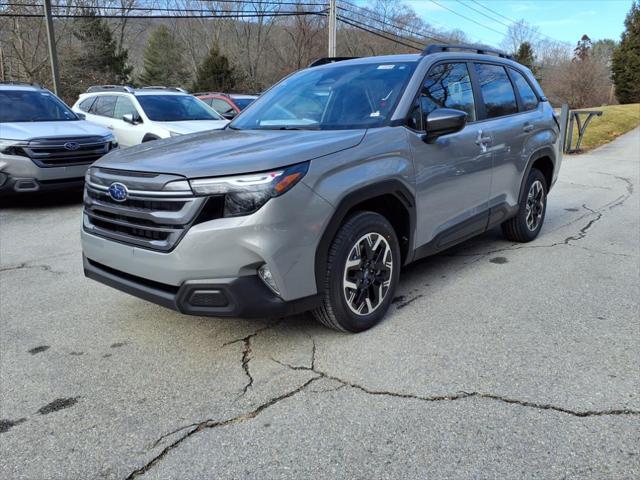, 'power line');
462,0,569,45
339,0,452,42
338,14,426,50
0,10,326,18
428,0,506,37
337,2,450,44
337,15,423,52
465,0,519,24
